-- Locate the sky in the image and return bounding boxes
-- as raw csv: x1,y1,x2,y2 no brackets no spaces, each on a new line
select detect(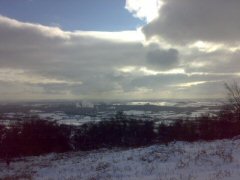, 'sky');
0,0,240,101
